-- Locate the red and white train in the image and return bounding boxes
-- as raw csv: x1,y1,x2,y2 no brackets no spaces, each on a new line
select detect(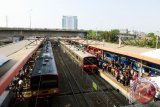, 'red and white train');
60,41,98,74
